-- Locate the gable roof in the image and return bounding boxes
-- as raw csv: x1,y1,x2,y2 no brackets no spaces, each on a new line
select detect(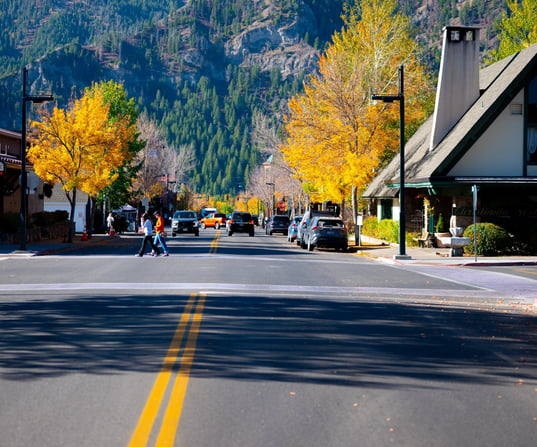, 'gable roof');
363,43,537,199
